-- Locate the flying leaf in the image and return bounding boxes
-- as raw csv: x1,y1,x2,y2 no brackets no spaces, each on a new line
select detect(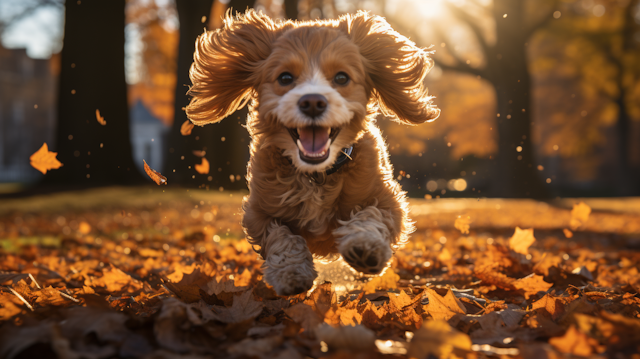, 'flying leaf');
143,159,167,185
570,202,591,230
195,158,210,175
96,109,106,125
508,227,536,255
180,120,194,136
454,215,471,234
30,143,63,174
192,150,206,157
